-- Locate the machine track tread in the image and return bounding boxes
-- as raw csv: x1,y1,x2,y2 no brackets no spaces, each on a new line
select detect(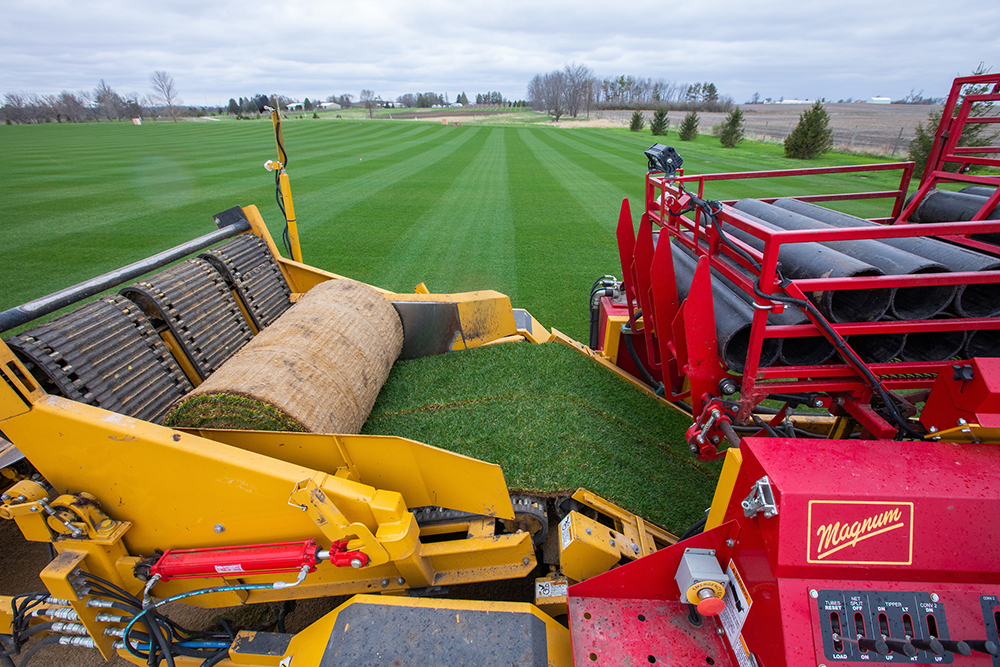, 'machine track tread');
6,295,193,423
120,258,254,380
199,235,292,330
